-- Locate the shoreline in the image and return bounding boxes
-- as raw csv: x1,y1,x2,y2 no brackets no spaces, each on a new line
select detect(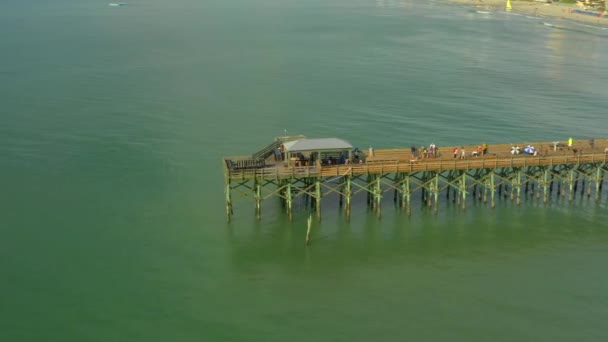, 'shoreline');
447,0,608,28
